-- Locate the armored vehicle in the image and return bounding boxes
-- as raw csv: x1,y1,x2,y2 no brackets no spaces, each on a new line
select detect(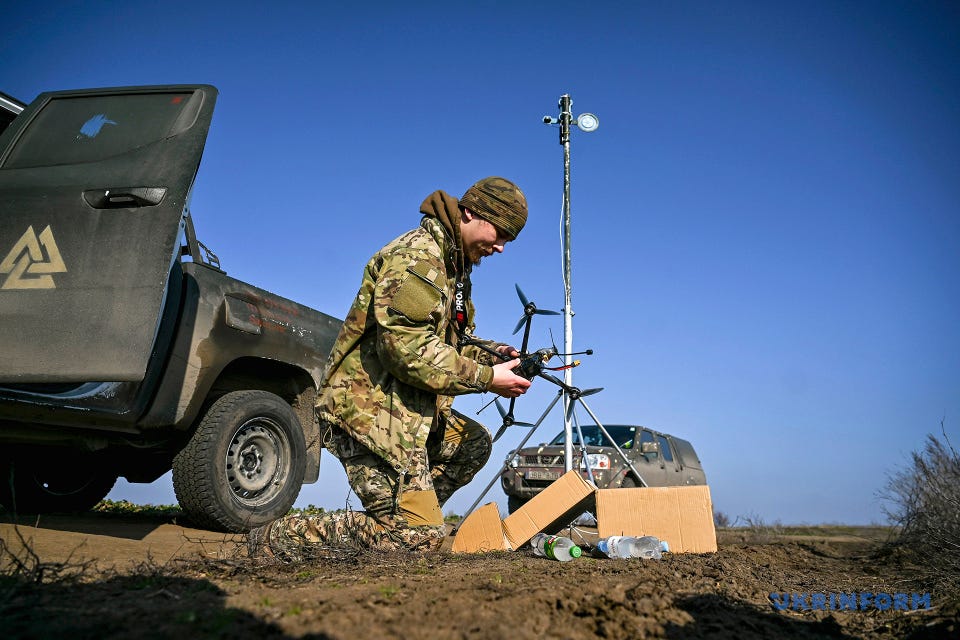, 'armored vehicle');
0,85,341,532
501,424,707,512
